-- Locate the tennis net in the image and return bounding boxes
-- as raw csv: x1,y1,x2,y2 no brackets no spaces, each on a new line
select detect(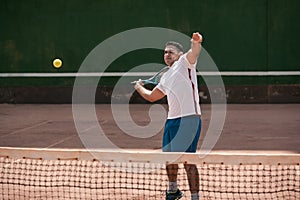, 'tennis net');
0,147,299,200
